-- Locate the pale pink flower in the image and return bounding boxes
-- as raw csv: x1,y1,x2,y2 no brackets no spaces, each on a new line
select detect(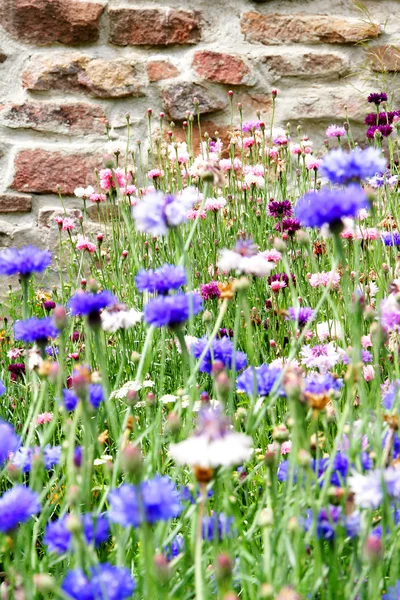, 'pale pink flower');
187,209,207,220
363,365,375,381
7,348,24,359
290,144,302,155
305,156,321,170
90,193,106,203
36,412,53,425
268,147,279,159
260,249,282,264
123,185,137,196
219,159,233,172
147,168,163,179
76,236,96,253
204,197,226,212
304,330,313,340
243,137,255,149
271,280,287,292
361,334,372,349
301,342,340,373
55,216,63,227
357,209,369,221
309,271,340,289
326,124,346,138
62,218,75,231
281,441,292,455
360,228,379,240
